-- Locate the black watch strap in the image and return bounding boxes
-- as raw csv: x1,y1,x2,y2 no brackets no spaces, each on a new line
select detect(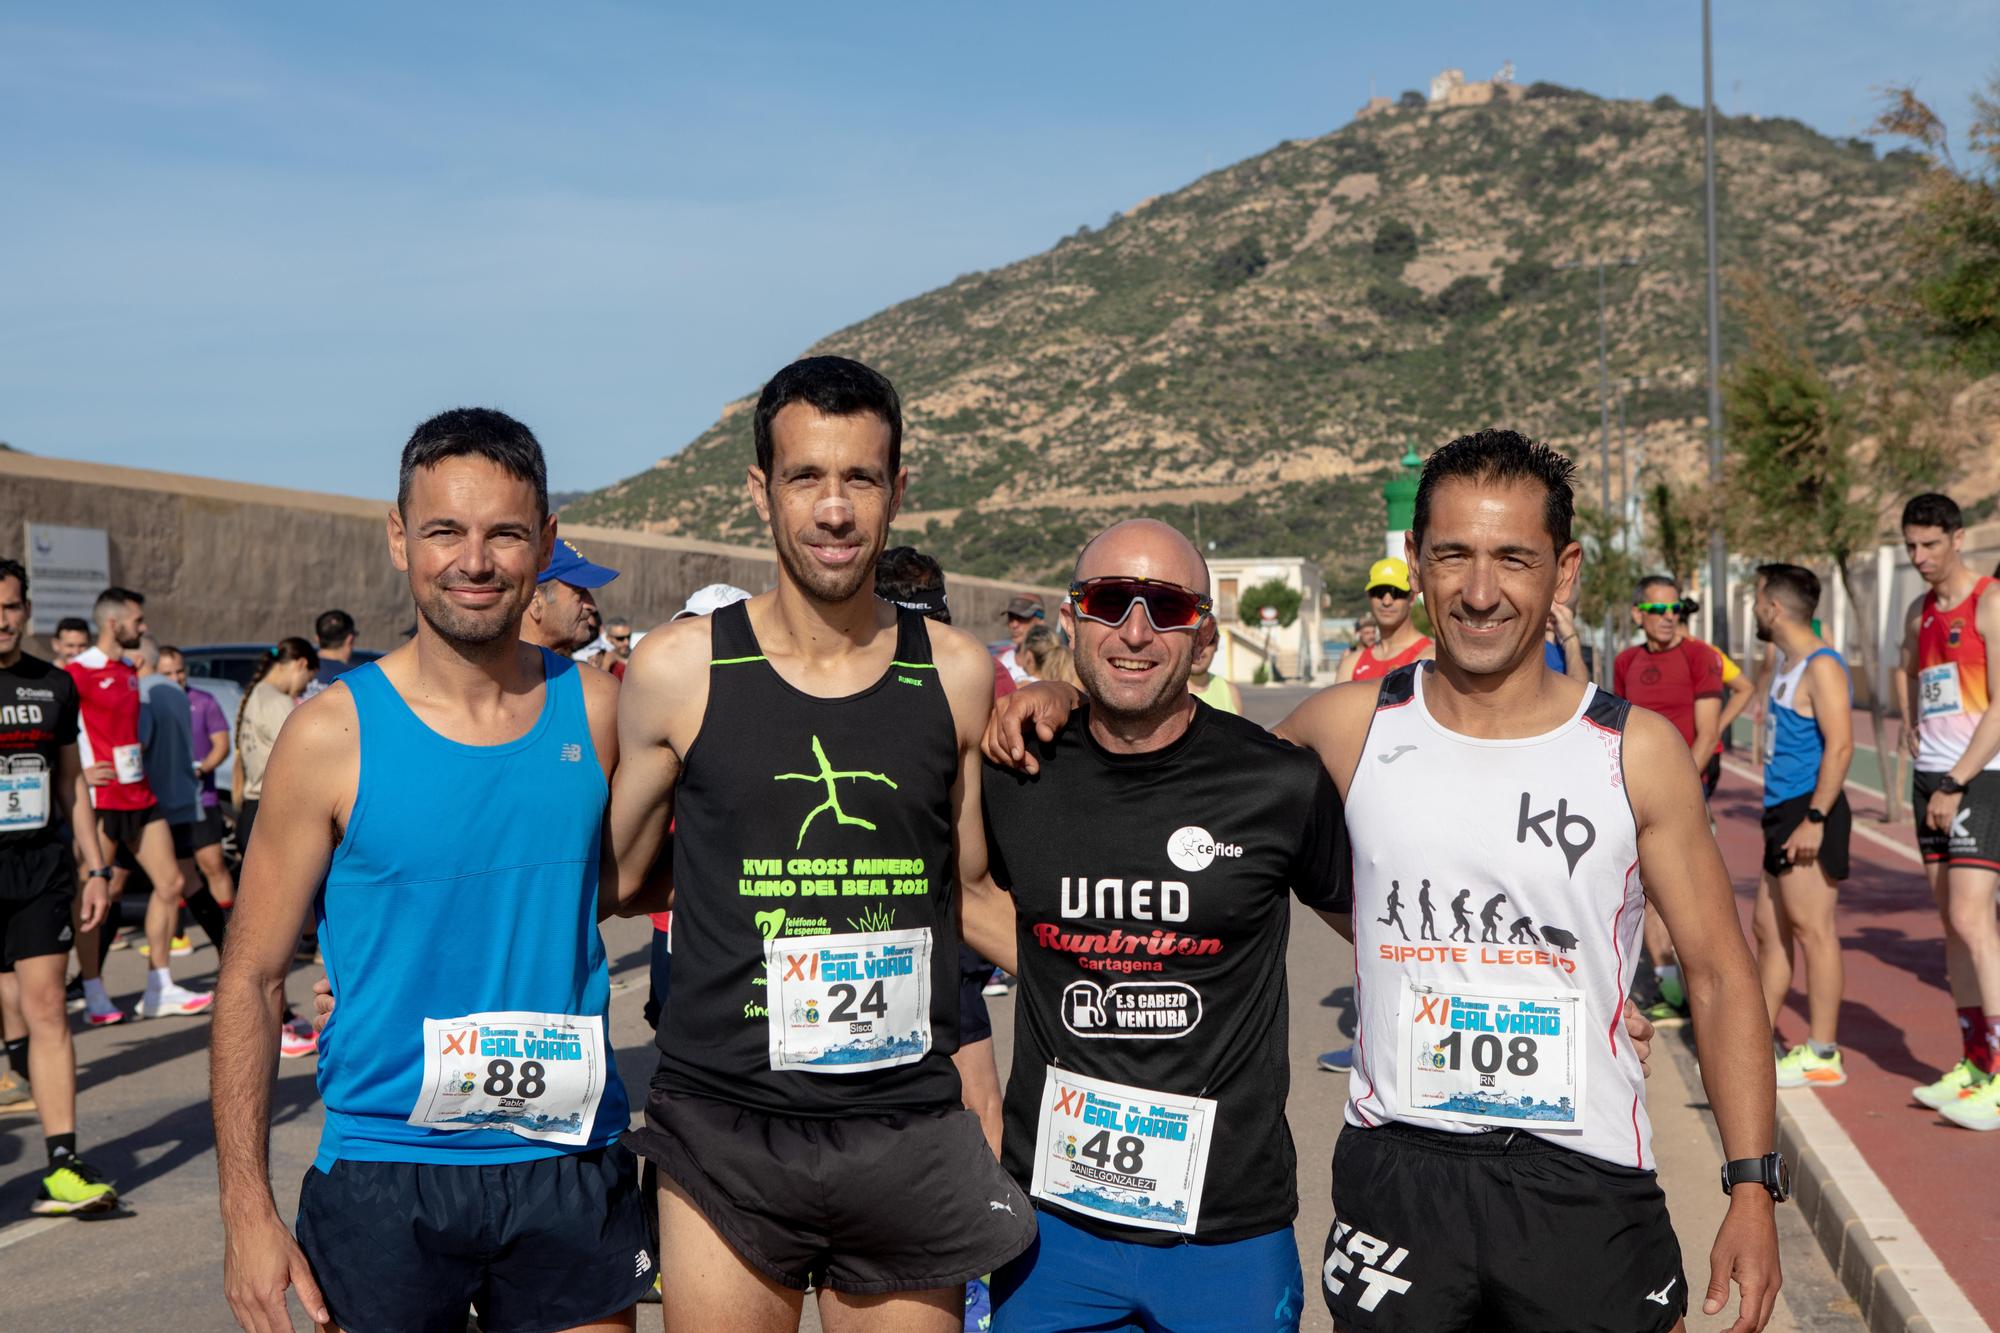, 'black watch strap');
1804,807,1826,825
1720,1153,1789,1202
88,866,115,880
1939,774,1966,795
